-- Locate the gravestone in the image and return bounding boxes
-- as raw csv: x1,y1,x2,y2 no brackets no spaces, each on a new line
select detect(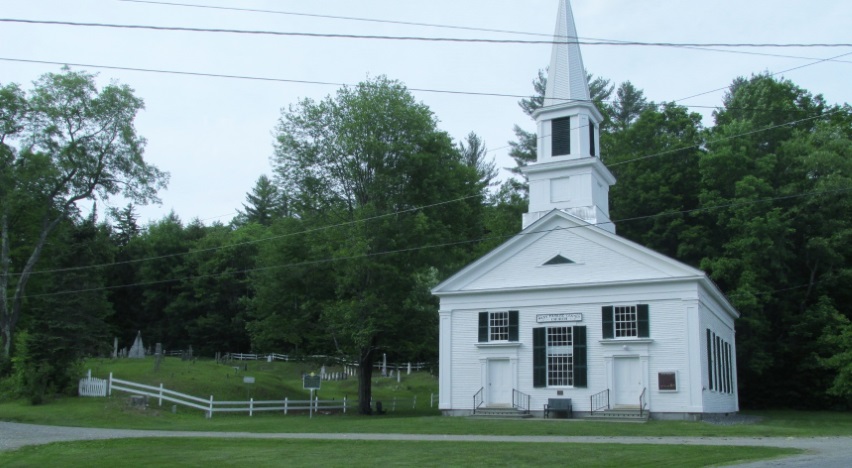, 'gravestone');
154,343,163,371
128,331,145,358
112,337,118,359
